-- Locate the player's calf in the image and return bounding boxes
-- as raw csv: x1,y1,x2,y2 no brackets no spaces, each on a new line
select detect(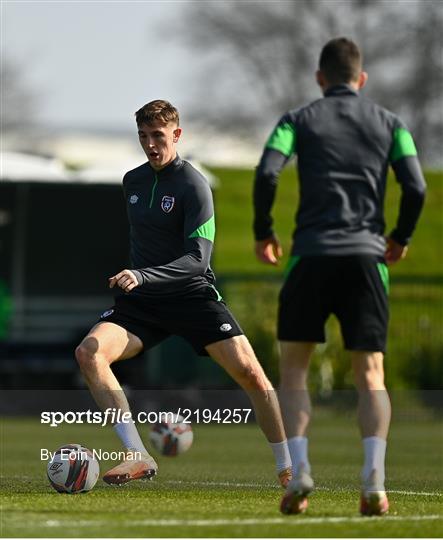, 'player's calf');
207,336,291,485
